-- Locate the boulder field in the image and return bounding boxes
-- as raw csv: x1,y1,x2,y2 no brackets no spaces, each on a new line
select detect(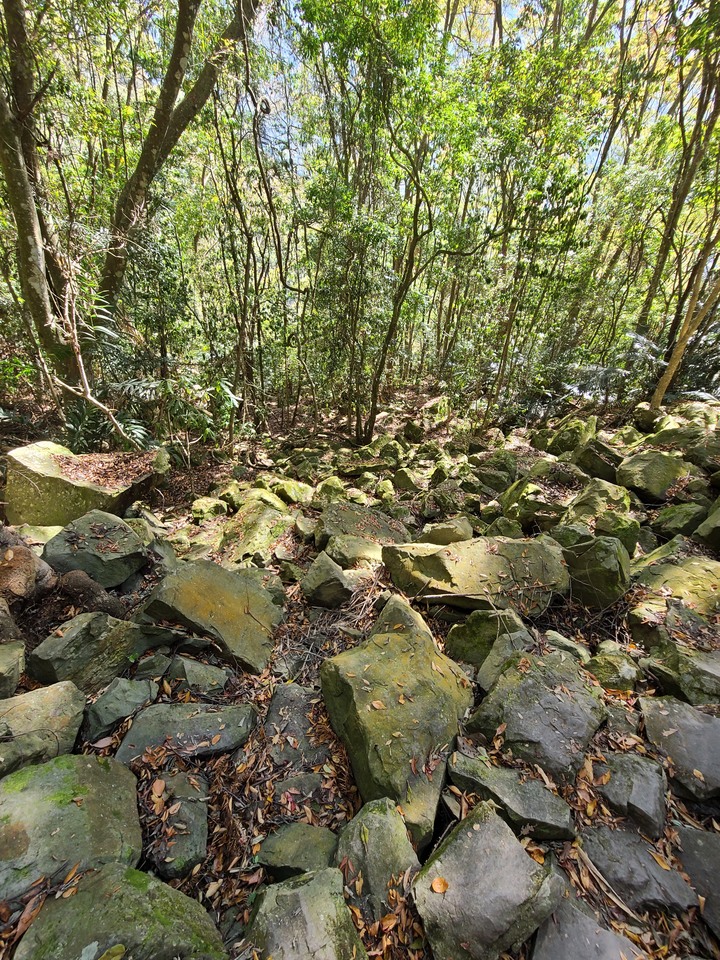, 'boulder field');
0,398,719,959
